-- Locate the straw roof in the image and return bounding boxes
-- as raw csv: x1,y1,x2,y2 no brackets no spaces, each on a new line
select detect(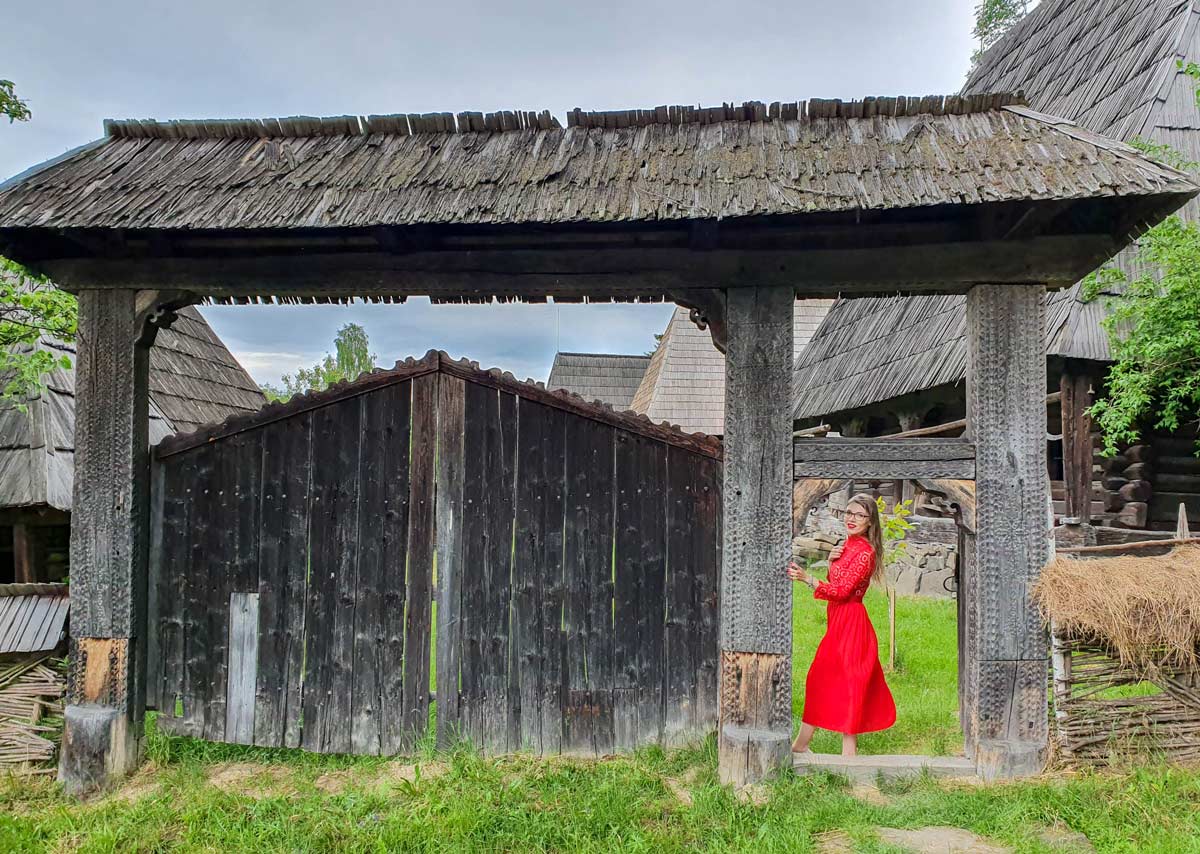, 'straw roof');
1035,546,1200,669
545,353,650,410
791,283,1107,420
635,300,832,435
0,299,265,510
0,95,1194,232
